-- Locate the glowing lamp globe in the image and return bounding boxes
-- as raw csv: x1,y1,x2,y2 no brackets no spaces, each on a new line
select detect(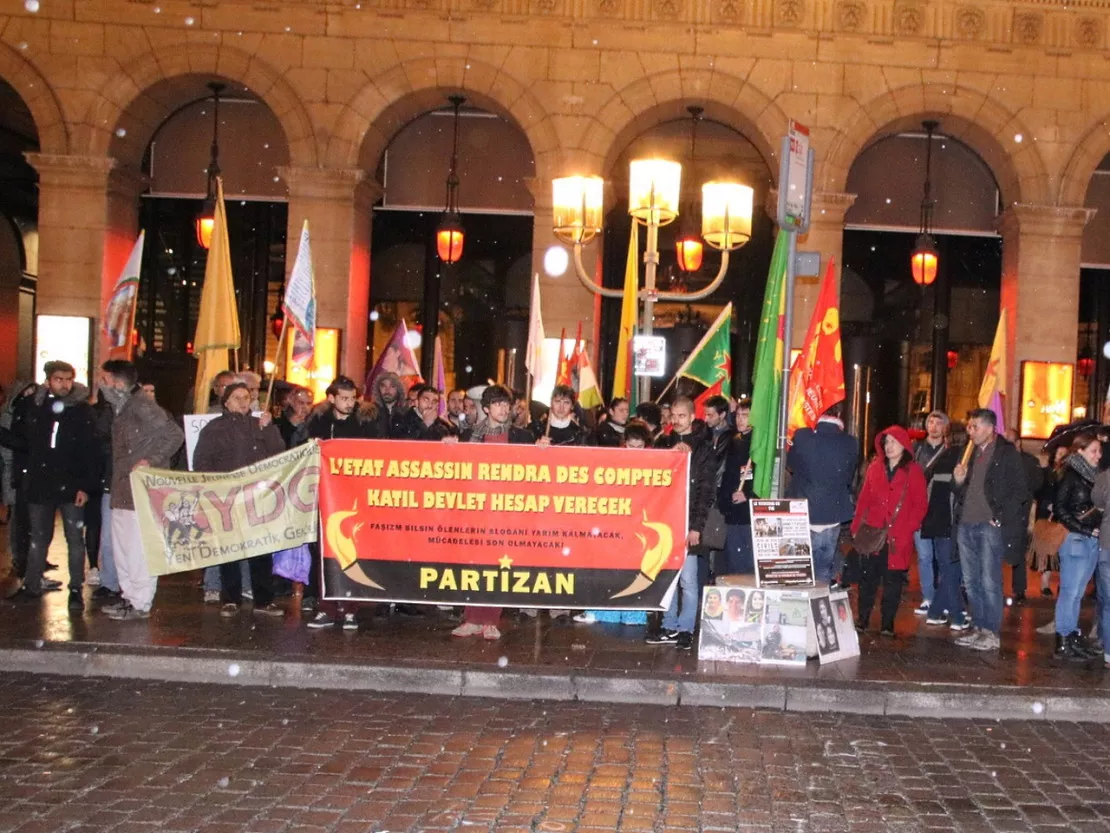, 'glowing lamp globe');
195,212,215,250
911,233,938,286
675,237,704,272
436,213,464,263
